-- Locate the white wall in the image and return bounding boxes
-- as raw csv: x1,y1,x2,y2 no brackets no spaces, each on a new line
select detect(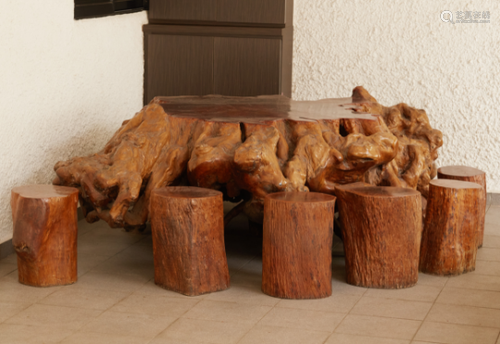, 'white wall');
293,0,500,192
0,2,148,243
